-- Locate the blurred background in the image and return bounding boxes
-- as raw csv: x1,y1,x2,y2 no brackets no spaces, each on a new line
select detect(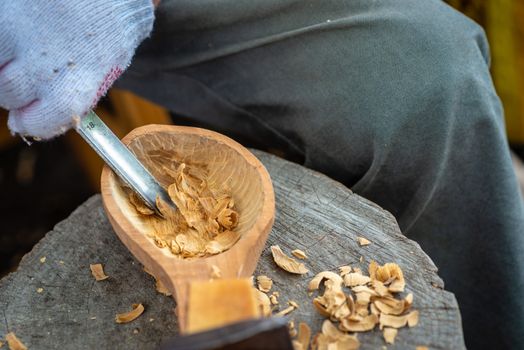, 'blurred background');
1,0,524,278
